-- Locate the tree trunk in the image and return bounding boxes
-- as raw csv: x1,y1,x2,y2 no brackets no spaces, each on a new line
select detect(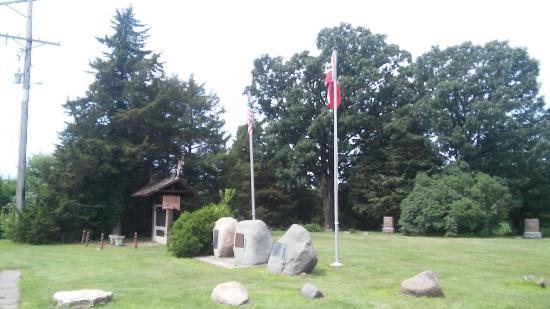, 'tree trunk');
316,173,334,230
